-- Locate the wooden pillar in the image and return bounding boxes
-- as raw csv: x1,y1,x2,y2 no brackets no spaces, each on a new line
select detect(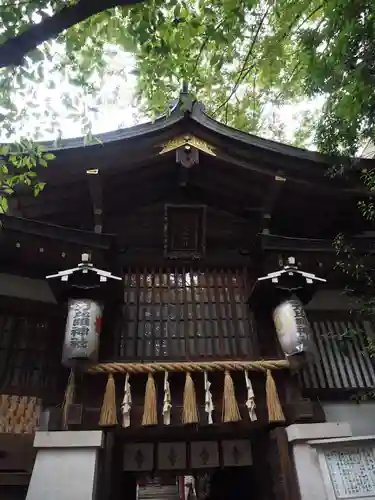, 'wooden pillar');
104,434,137,500
96,431,115,500
267,427,300,500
